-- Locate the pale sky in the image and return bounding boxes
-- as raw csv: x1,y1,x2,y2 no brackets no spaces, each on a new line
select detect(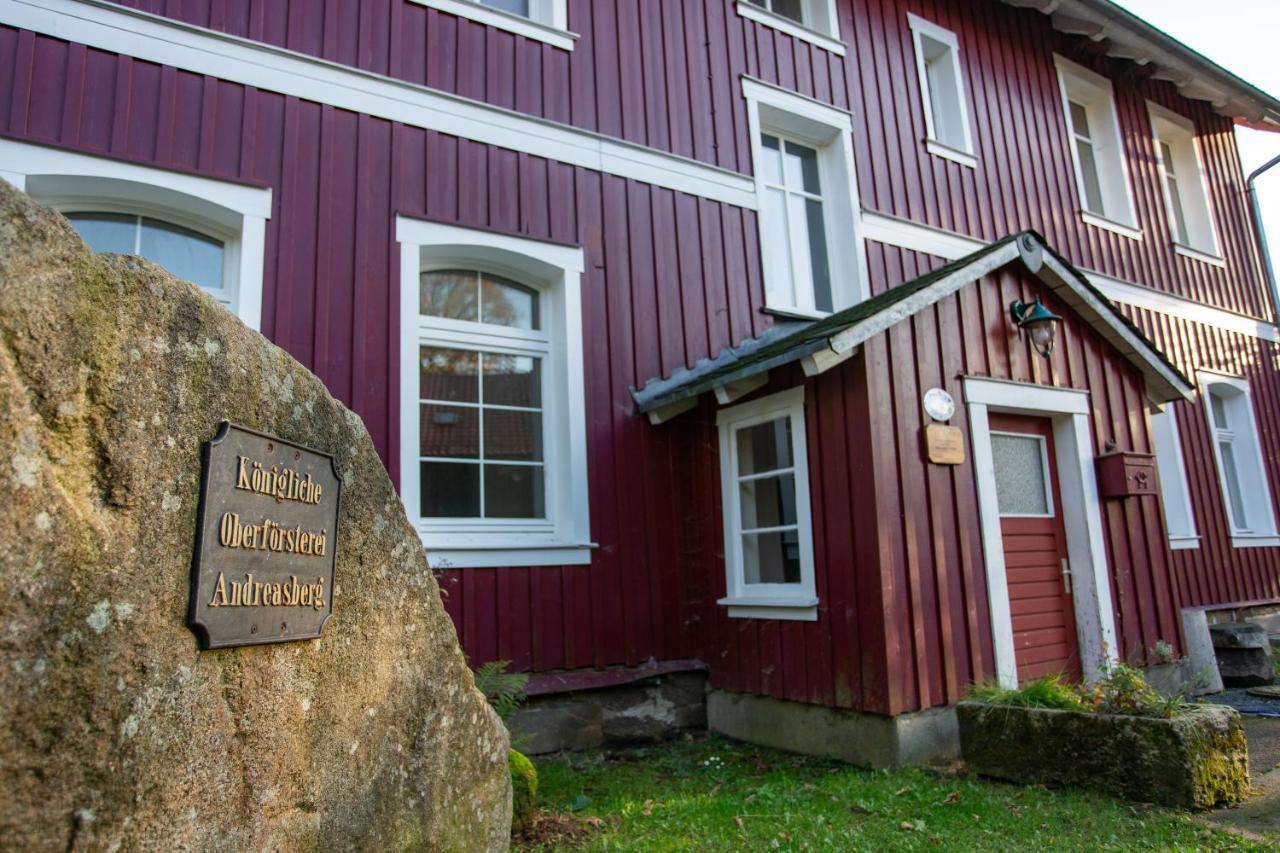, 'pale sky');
1110,0,1280,309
